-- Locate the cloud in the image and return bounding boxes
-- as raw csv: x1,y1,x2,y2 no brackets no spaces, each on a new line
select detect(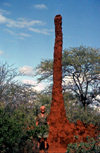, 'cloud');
4,28,15,35
3,3,11,7
0,14,45,28
29,27,53,35
0,50,3,55
6,18,44,28
19,66,34,76
0,12,53,36
34,4,48,9
21,79,46,91
34,82,46,91
17,32,31,39
4,28,31,39
0,14,7,23
0,9,10,15
22,79,36,86
18,33,31,37
63,76,73,85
